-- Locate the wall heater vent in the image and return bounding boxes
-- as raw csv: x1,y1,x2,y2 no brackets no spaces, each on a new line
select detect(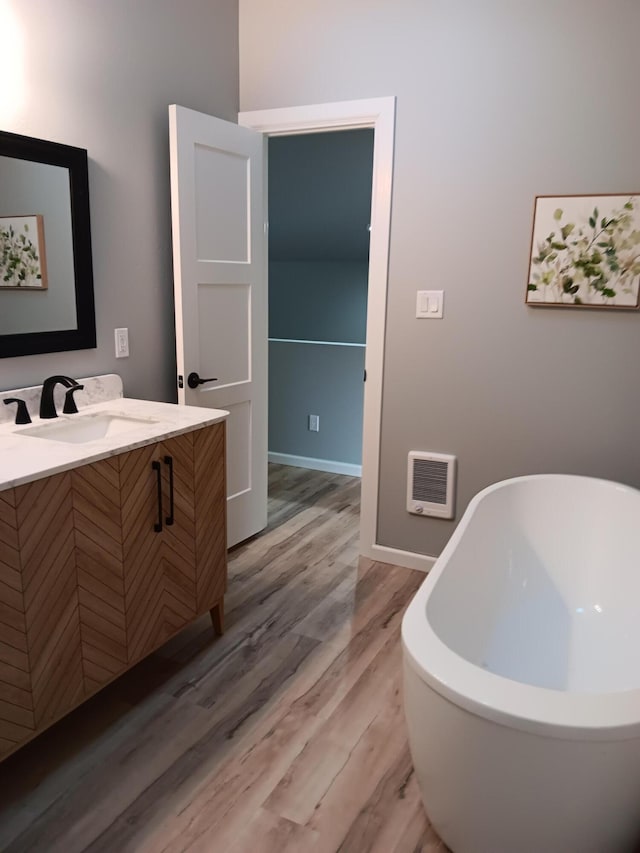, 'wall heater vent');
407,451,456,518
